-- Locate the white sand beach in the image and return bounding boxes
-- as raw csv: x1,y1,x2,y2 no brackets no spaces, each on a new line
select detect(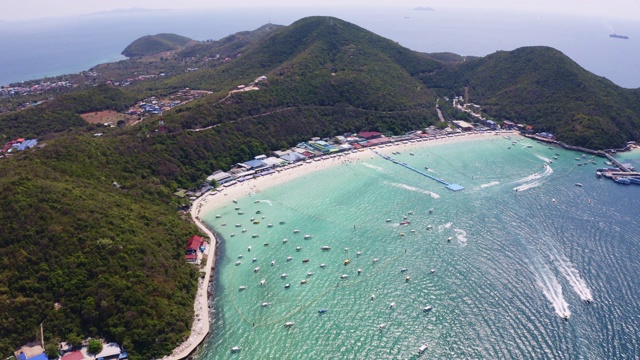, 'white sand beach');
166,130,516,360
